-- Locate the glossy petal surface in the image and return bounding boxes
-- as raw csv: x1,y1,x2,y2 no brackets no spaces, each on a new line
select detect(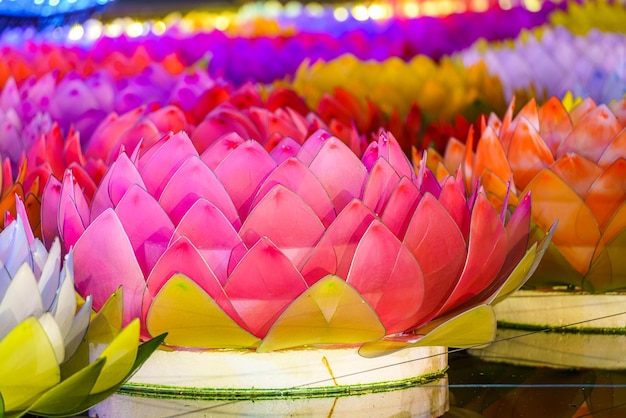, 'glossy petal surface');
258,275,385,352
